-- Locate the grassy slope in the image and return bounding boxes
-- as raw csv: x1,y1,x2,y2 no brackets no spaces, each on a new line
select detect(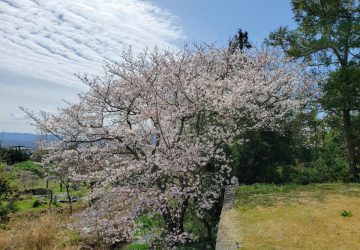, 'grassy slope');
225,183,360,249
0,211,80,250
0,162,90,249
